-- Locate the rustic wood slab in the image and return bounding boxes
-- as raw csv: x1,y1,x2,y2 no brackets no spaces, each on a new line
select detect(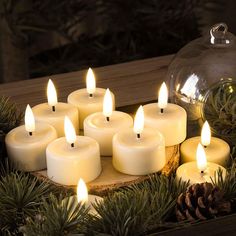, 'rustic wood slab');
32,145,179,194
